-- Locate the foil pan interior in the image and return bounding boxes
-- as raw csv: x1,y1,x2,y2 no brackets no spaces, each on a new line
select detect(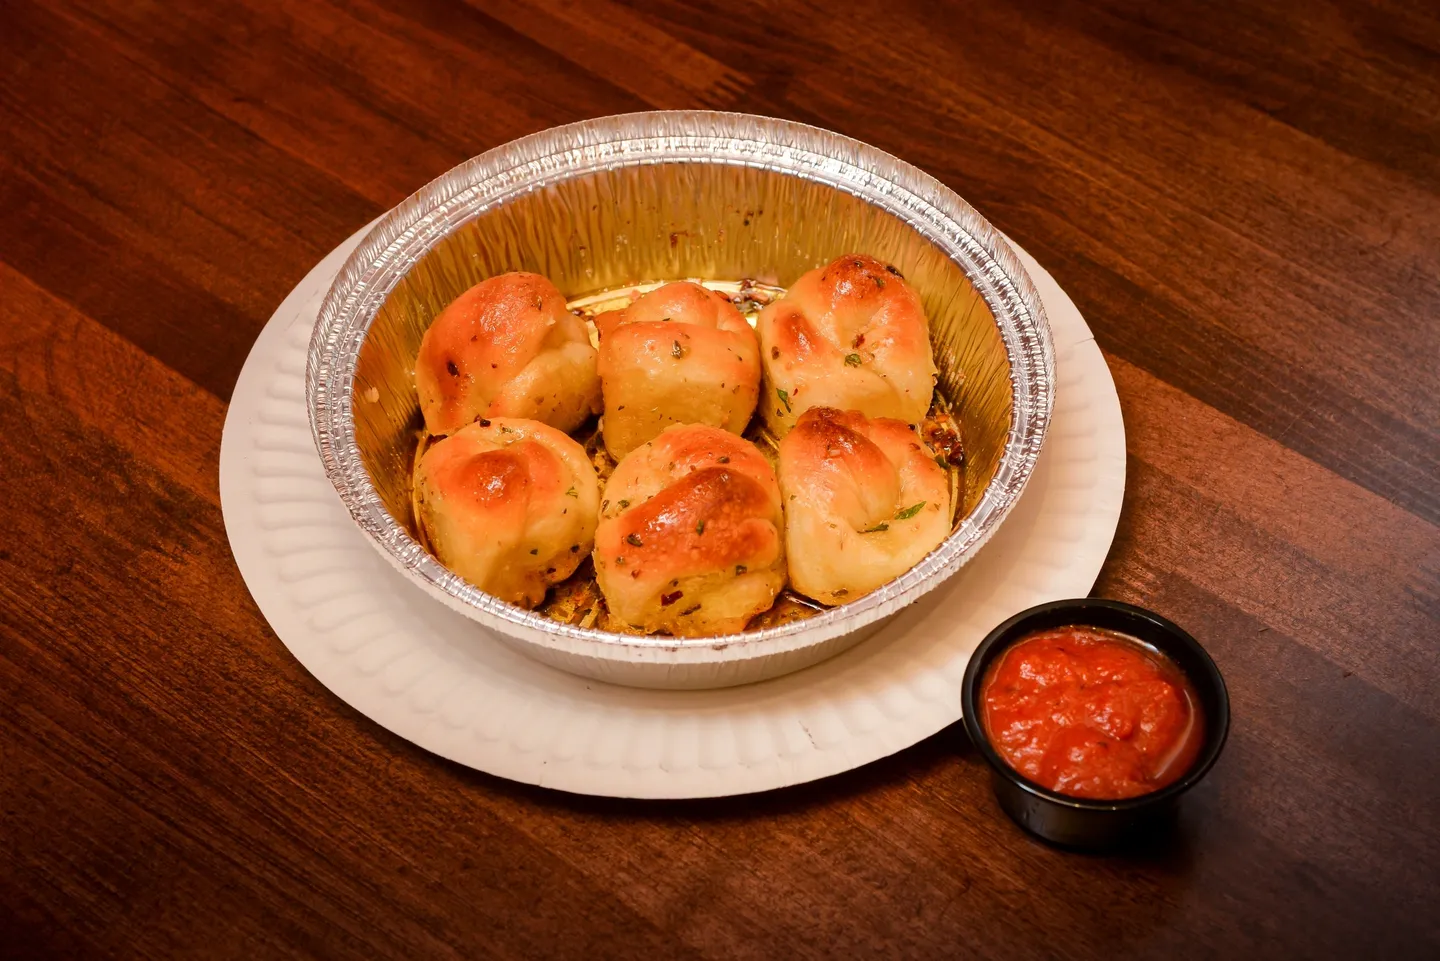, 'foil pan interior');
309,112,1053,662
357,163,1008,539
